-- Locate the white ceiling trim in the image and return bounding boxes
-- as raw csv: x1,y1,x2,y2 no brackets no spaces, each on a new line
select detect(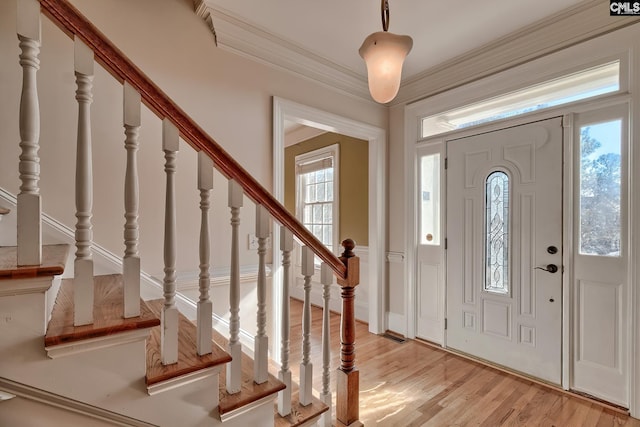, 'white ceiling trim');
395,0,640,105
194,0,371,101
194,0,639,106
